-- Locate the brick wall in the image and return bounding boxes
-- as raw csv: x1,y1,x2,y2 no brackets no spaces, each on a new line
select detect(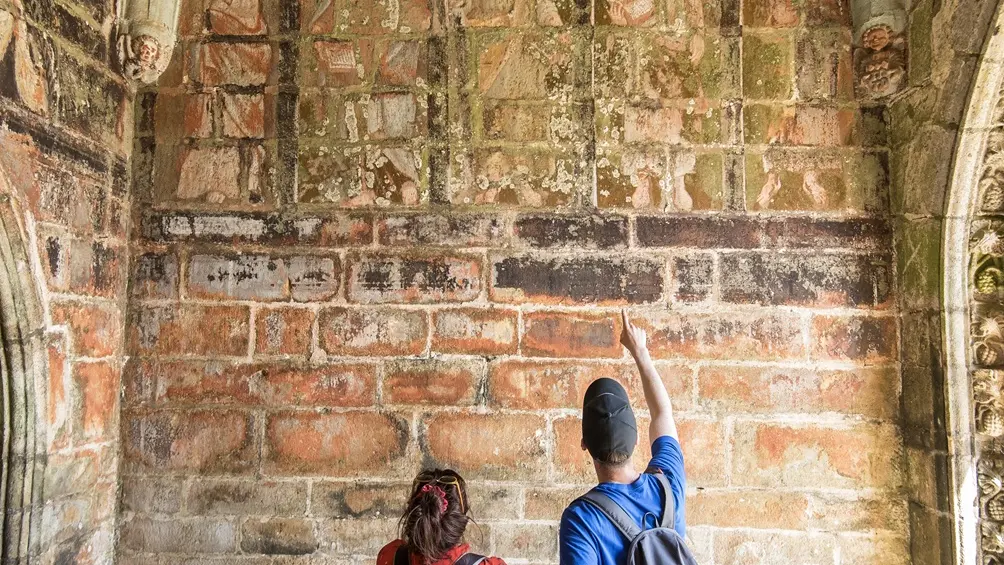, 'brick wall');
0,0,132,559
123,0,907,563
